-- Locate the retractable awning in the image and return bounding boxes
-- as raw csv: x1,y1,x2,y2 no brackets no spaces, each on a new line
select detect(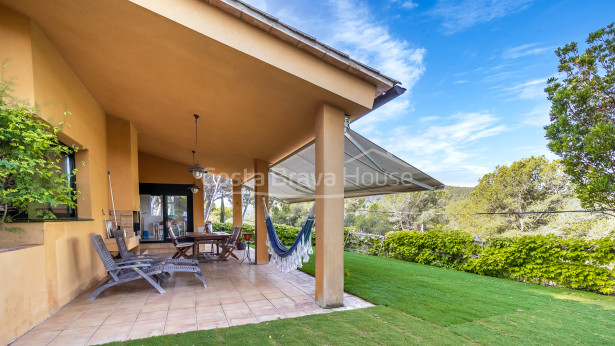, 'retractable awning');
245,127,444,203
